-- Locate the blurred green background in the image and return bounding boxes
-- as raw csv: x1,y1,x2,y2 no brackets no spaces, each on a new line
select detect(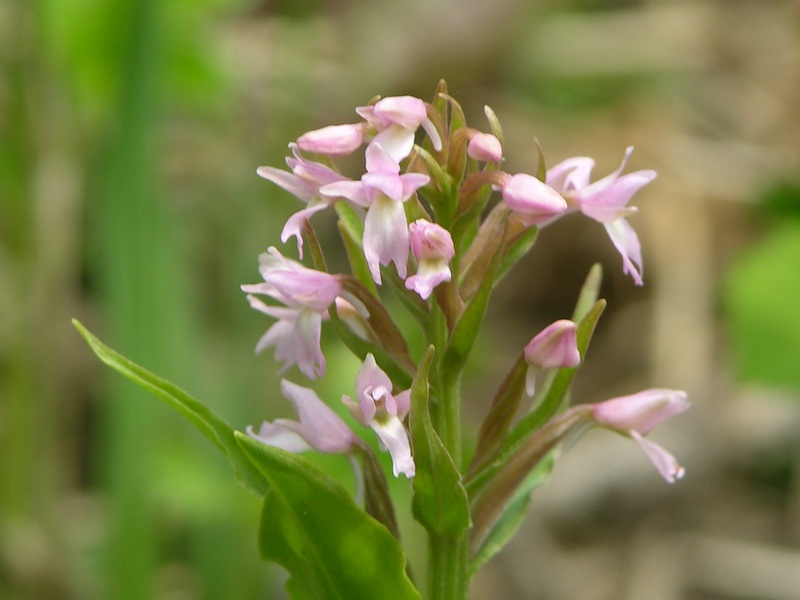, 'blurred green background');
2,0,800,599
